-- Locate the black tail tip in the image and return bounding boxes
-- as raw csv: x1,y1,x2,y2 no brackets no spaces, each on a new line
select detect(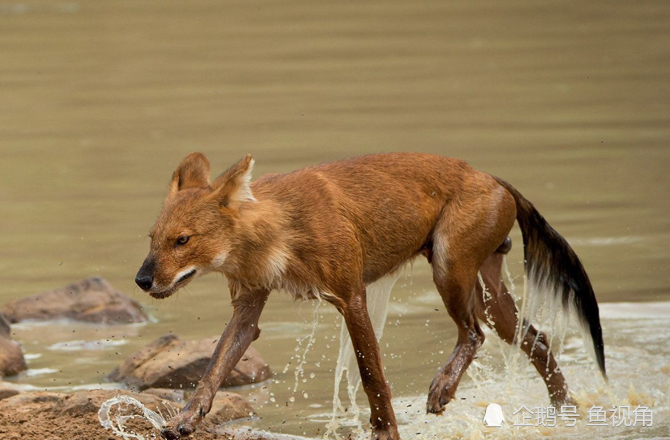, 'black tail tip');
595,342,607,381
